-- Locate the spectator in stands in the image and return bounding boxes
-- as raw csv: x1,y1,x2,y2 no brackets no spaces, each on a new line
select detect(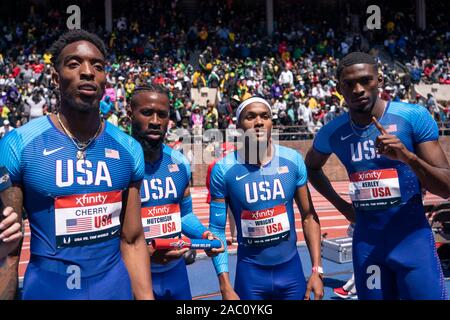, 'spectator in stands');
25,89,45,121
0,119,13,138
